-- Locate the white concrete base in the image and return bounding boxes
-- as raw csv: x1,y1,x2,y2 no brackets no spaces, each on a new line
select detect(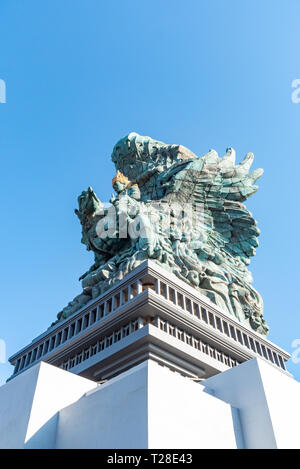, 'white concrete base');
0,362,96,449
56,361,236,449
0,358,299,449
204,358,300,449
